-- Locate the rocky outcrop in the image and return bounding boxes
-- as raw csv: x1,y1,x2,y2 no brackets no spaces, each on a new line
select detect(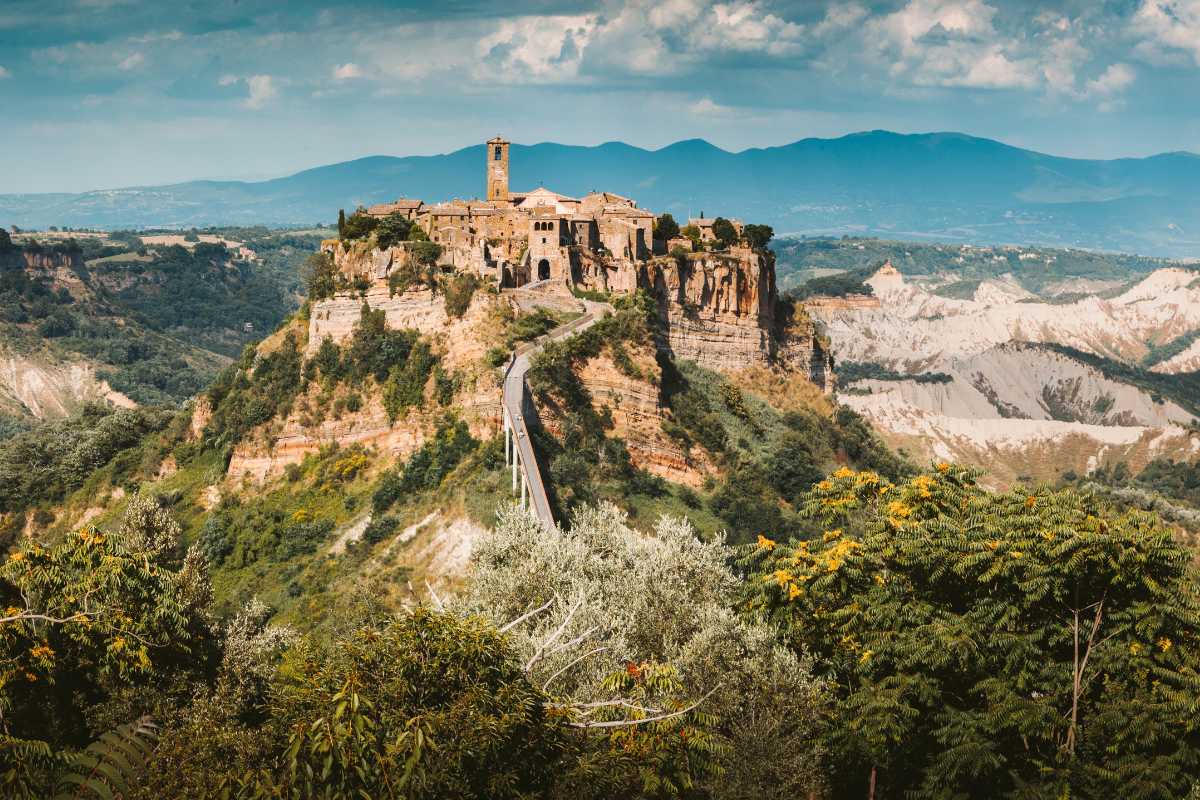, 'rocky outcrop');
574,343,710,487
639,249,834,390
